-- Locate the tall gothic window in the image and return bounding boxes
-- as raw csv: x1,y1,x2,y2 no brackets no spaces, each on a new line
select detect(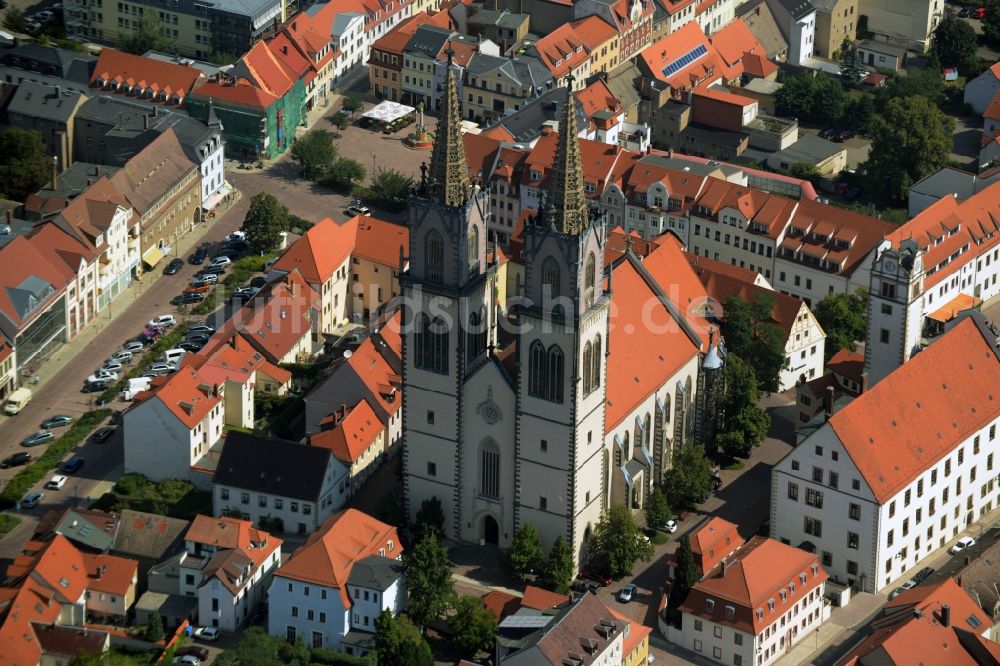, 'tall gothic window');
634,419,642,453
685,376,693,405
426,230,444,282
644,413,652,447
529,340,547,398
664,392,672,422
467,225,479,275
623,431,630,460
584,252,596,306
582,341,593,396
480,438,500,498
414,314,448,374
546,345,564,403
541,257,560,297
466,307,486,363
591,335,601,391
